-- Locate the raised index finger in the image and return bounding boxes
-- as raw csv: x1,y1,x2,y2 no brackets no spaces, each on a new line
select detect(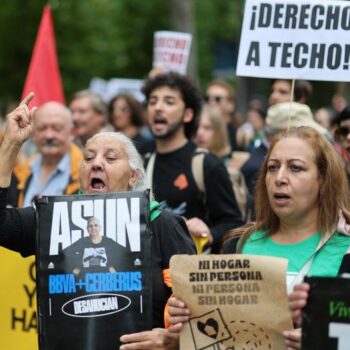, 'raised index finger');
20,92,35,107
